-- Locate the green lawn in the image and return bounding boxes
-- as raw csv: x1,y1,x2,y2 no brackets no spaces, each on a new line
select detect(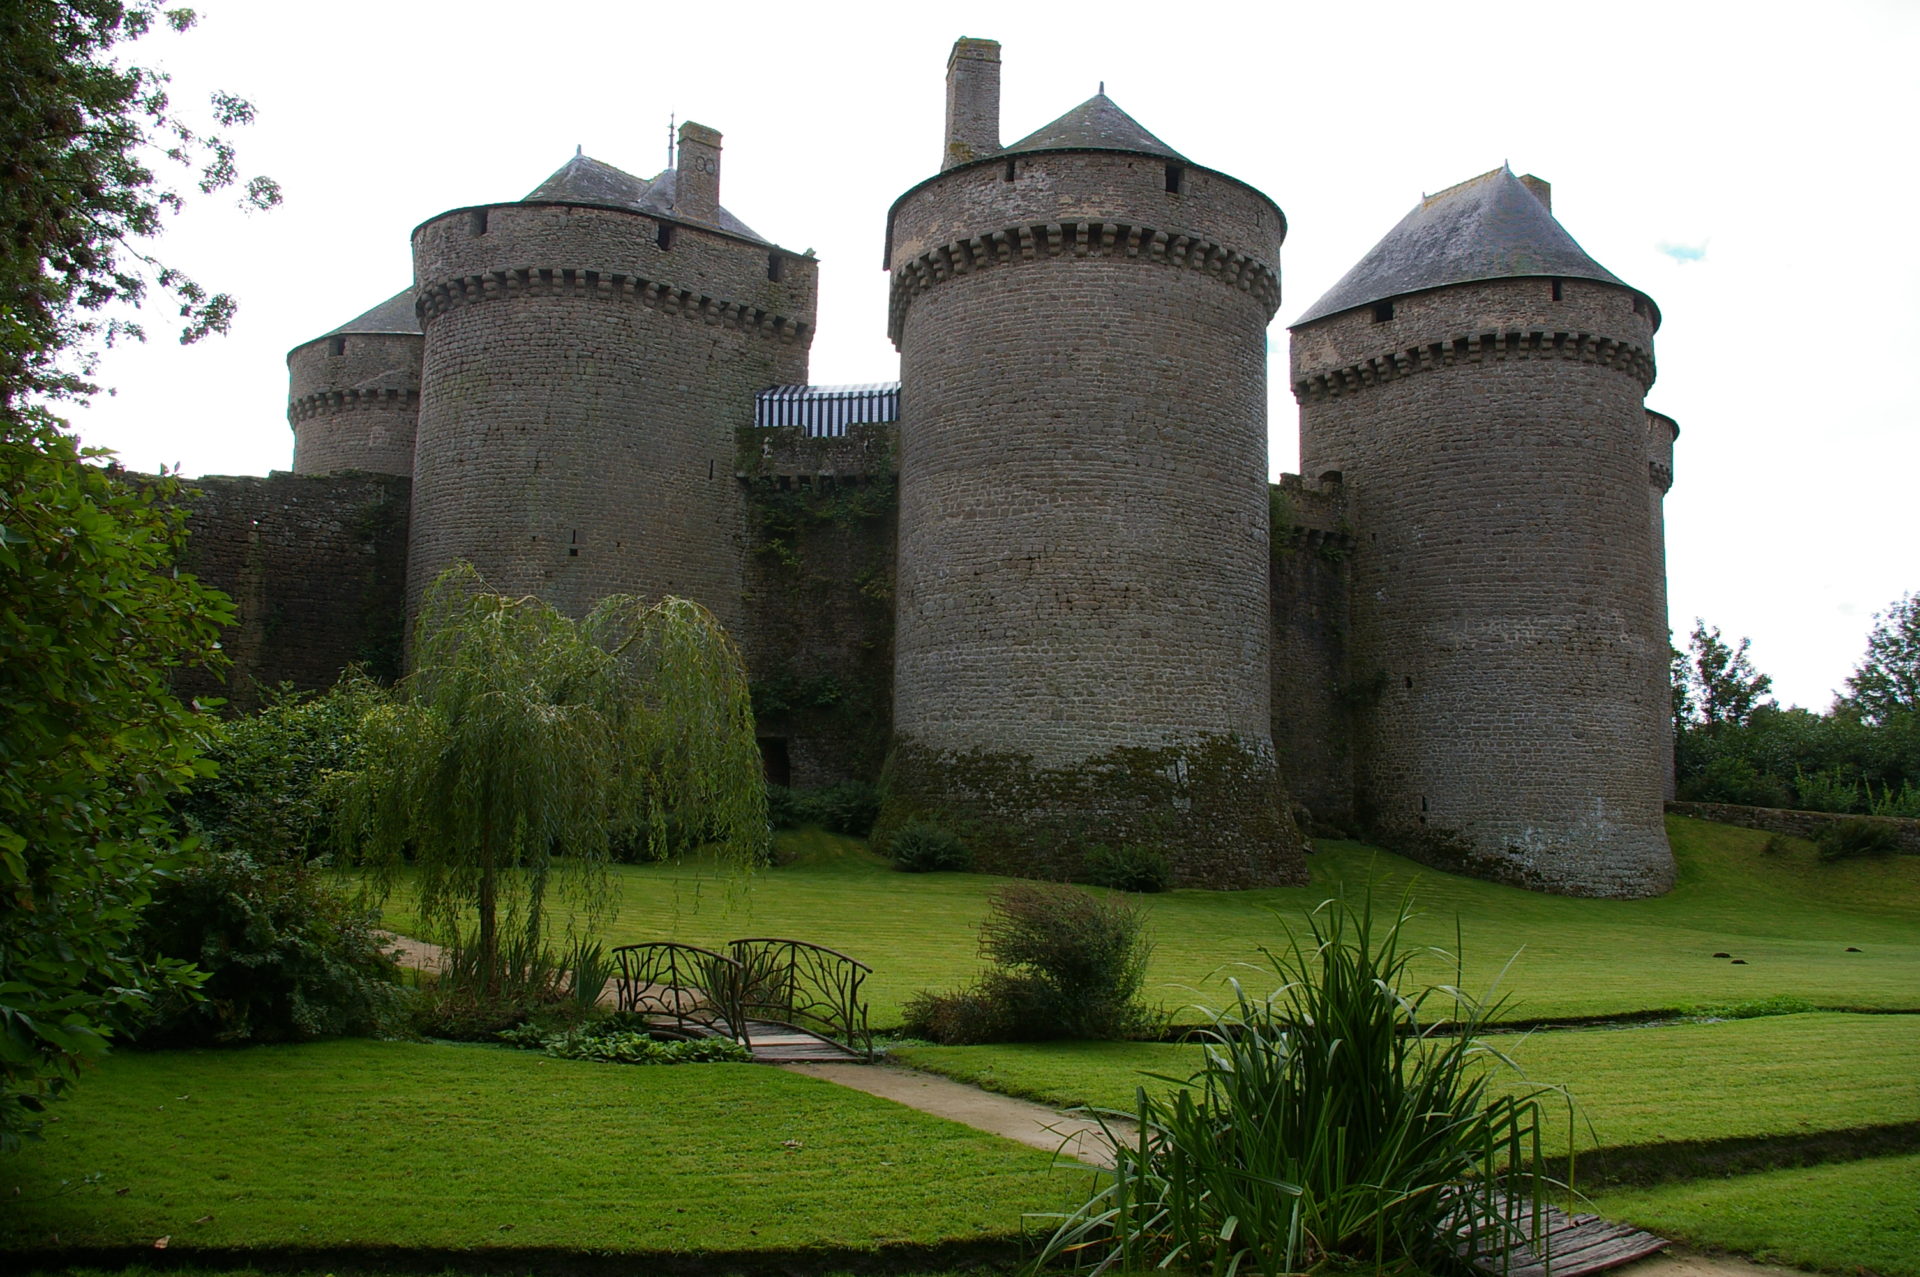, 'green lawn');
891,1012,1920,1157
1597,1153,1920,1277
0,1040,1078,1258
375,817,1920,1026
